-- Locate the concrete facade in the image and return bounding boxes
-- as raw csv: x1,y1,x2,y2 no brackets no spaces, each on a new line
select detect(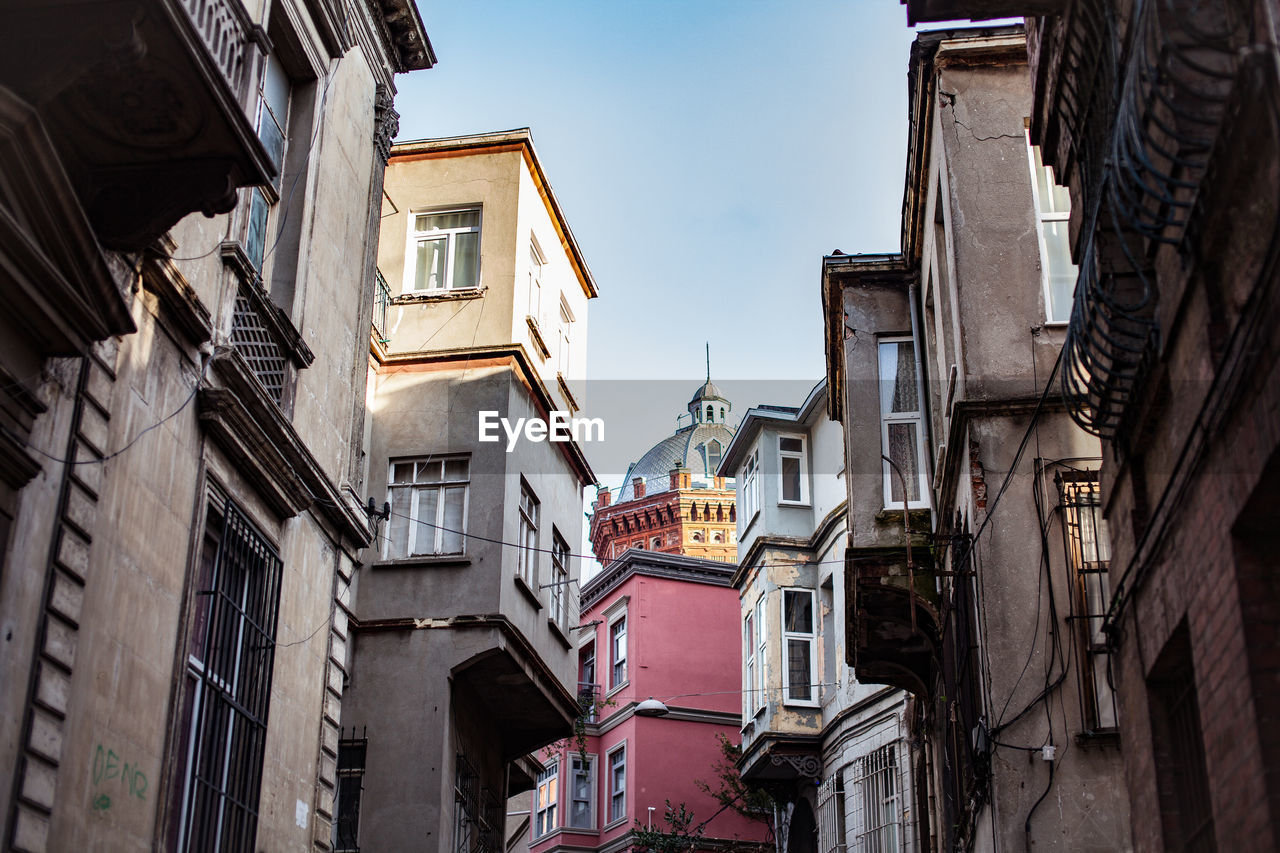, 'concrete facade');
821,27,1131,852
338,131,599,853
0,1,433,850
529,551,770,853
